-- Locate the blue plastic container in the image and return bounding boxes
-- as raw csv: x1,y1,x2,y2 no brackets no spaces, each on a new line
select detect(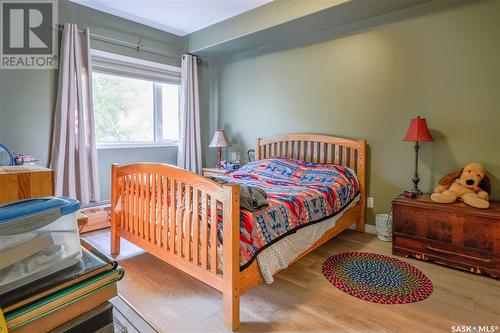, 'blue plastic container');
0,144,14,166
0,197,82,293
